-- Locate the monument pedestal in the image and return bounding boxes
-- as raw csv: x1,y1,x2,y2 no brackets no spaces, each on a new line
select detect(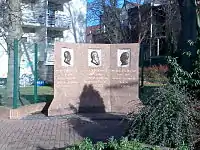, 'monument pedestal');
48,43,142,116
